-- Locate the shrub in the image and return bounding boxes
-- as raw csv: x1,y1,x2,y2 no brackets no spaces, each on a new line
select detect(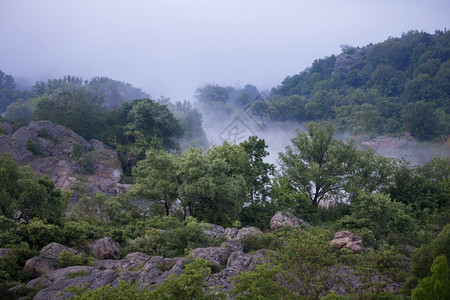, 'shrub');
26,139,45,156
59,251,92,268
0,242,37,282
240,233,282,253
67,270,90,279
19,218,63,249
